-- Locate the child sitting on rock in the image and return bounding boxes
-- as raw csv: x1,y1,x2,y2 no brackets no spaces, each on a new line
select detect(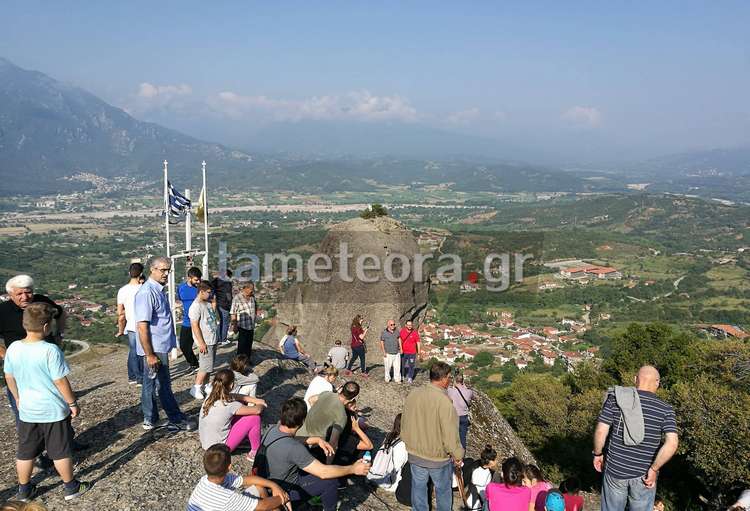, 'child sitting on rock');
231,354,259,397
187,443,290,511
